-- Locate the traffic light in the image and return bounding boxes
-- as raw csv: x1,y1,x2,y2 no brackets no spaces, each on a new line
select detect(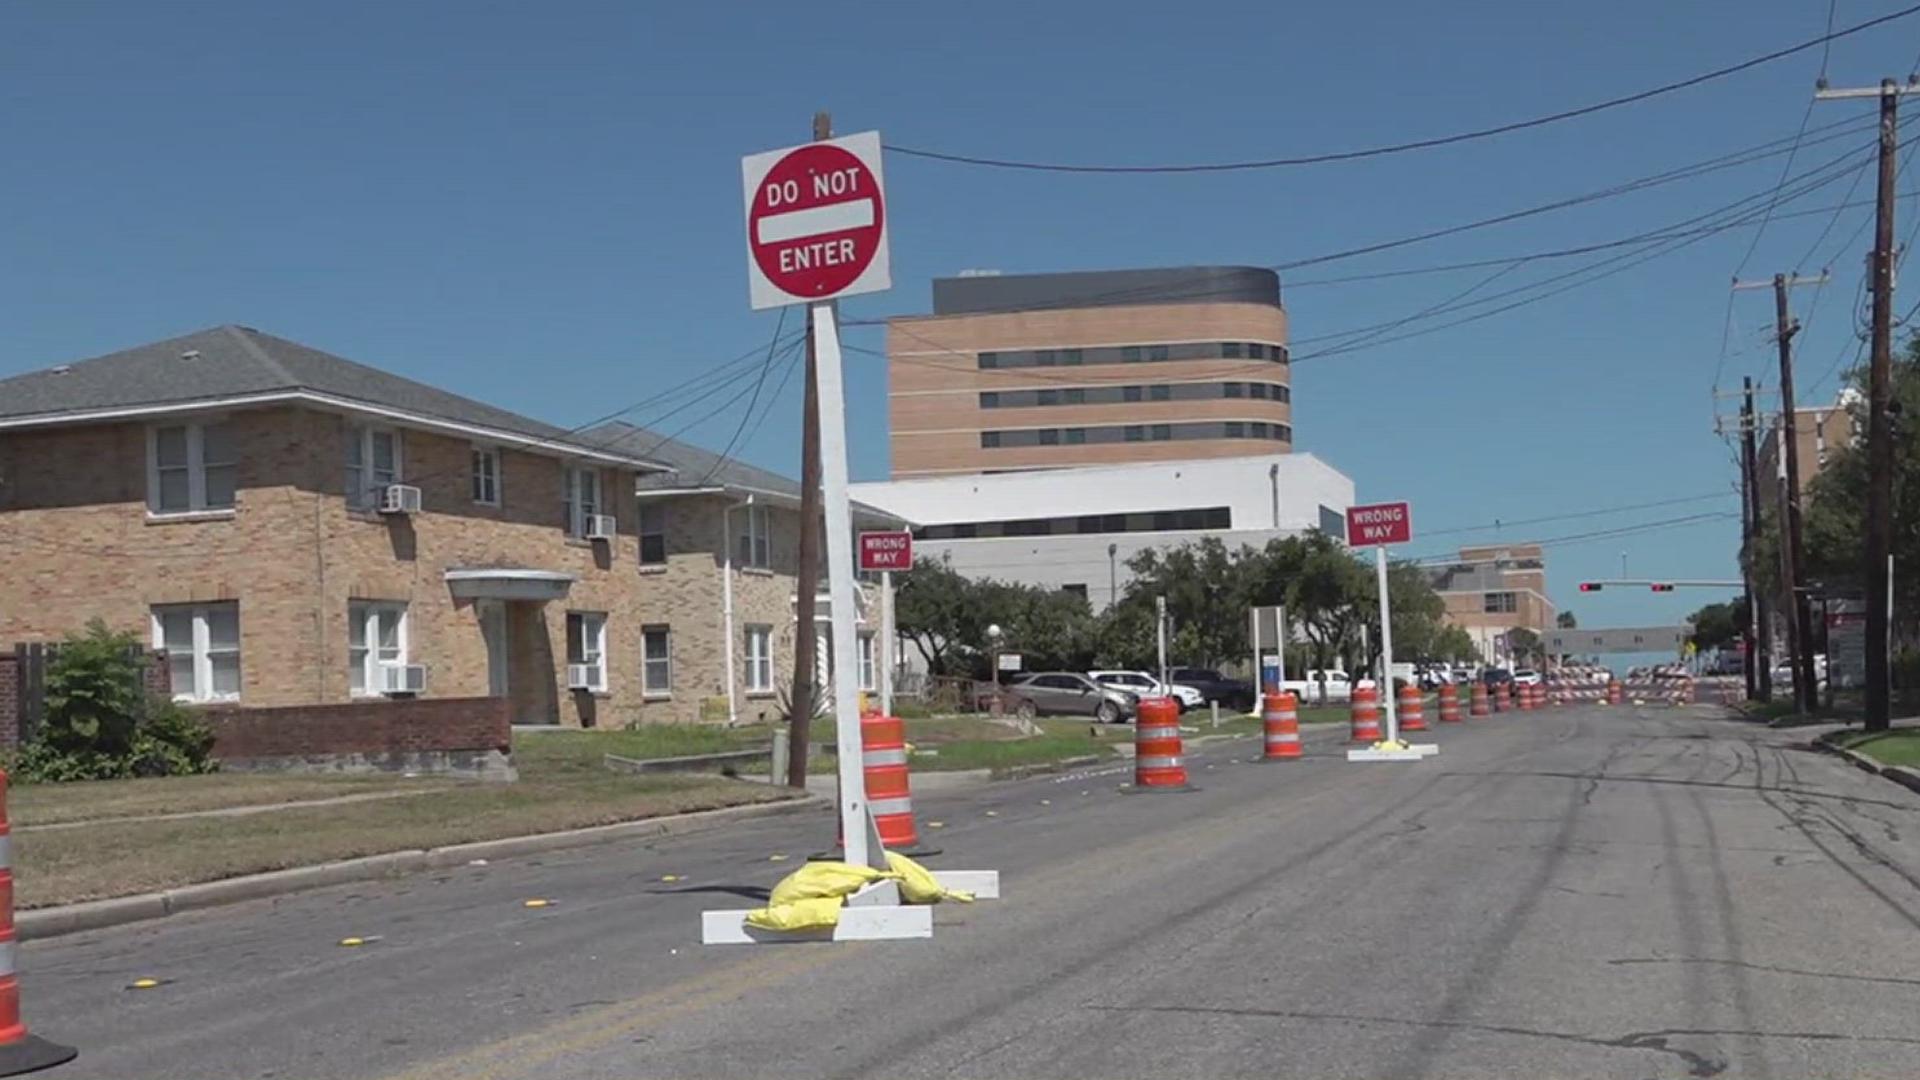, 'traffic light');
1650,583,1675,592
1579,582,1602,592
